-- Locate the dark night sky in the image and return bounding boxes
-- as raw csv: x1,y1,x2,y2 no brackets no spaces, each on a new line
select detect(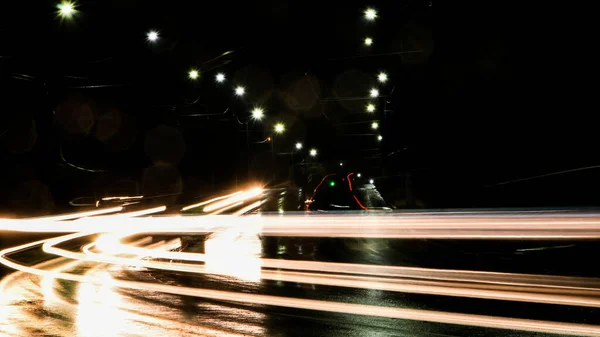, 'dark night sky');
1,0,597,214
